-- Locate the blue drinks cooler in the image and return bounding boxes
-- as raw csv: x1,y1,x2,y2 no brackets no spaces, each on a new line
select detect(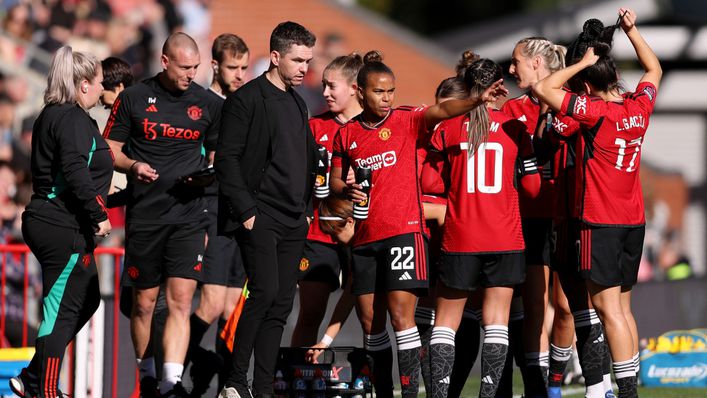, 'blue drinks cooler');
0,347,34,396
274,347,373,397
